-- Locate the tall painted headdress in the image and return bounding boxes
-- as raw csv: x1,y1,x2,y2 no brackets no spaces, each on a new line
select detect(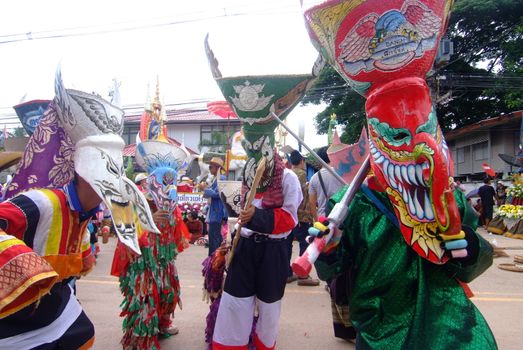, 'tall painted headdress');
303,0,458,263
135,140,188,225
135,80,189,225
6,68,159,254
205,35,324,195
